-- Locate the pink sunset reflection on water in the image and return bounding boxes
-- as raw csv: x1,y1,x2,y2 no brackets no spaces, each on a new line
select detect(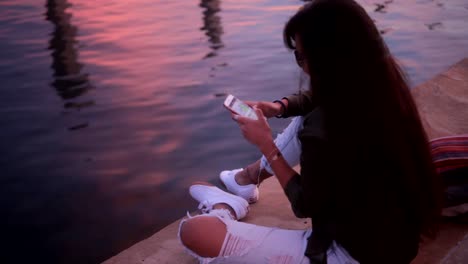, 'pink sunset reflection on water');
1,0,467,263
